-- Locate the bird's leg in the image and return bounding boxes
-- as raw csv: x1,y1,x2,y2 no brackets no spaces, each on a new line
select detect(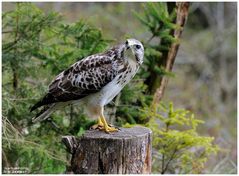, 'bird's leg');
100,115,118,133
90,117,104,130
90,106,118,132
